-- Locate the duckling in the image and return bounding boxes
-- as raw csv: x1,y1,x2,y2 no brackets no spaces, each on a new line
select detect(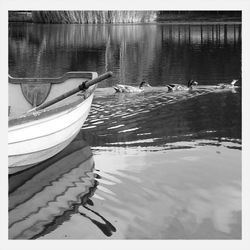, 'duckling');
114,80,151,93
215,79,238,89
166,80,198,92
